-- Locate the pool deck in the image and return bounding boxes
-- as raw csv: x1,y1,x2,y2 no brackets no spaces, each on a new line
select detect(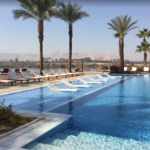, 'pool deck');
0,71,102,95
0,110,72,150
